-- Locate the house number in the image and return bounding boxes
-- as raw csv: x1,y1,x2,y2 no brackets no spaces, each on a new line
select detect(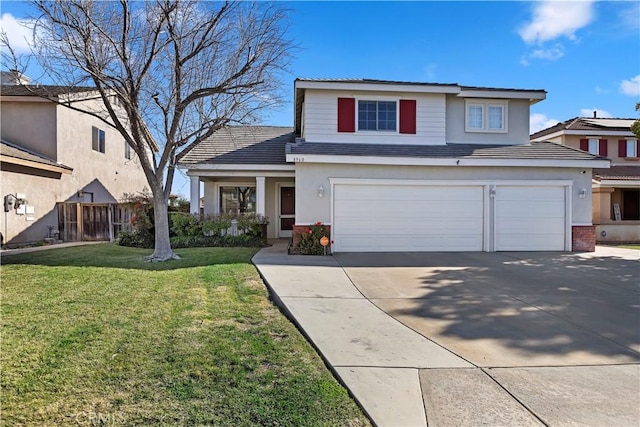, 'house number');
292,157,305,162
